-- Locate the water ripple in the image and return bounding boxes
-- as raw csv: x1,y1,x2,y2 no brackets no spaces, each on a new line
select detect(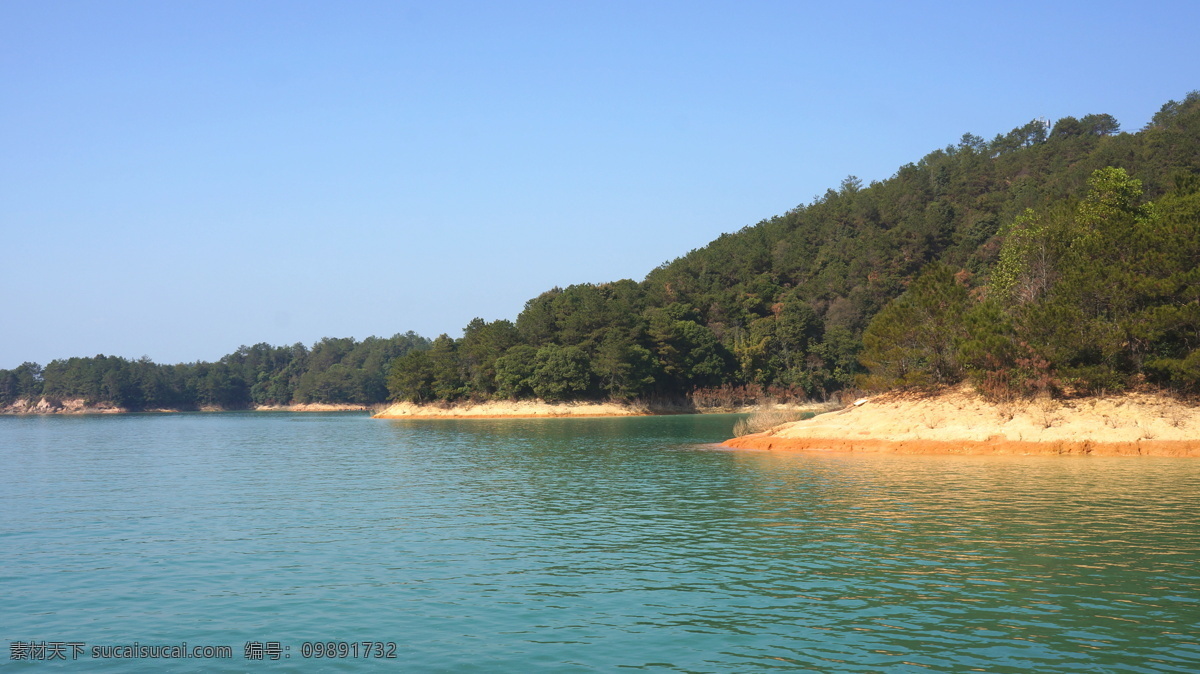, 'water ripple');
2,413,1198,671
